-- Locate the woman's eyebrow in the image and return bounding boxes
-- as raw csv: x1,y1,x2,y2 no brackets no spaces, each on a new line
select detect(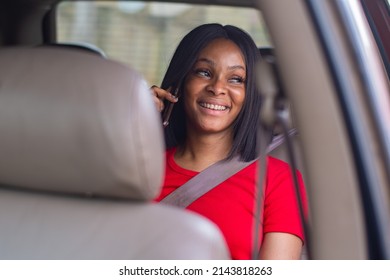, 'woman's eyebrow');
196,57,215,66
196,57,246,71
228,65,246,71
